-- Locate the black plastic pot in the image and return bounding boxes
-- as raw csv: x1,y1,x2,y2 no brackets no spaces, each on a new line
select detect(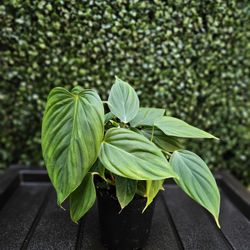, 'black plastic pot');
96,187,155,250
